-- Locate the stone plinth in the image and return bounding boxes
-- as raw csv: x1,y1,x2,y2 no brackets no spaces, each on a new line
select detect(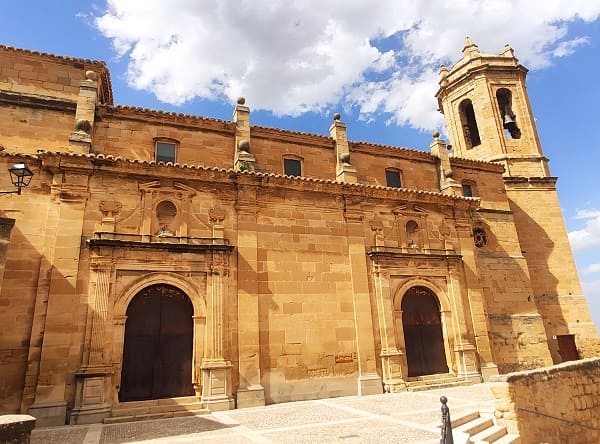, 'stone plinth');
0,415,36,444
